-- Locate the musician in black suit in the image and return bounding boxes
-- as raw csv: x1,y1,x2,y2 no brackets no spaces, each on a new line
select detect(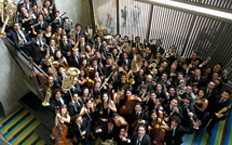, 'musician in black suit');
63,17,71,36
132,36,143,51
68,93,82,116
208,72,223,92
69,114,91,145
48,38,57,57
34,14,48,31
150,39,165,55
164,115,201,145
49,89,68,112
130,102,149,127
203,90,231,136
142,46,153,62
118,52,131,68
164,98,183,122
95,119,118,142
27,29,47,66
68,48,82,68
52,11,63,32
18,0,32,13
157,61,170,77
180,94,197,129
131,125,151,145
18,7,32,33
201,81,219,111
95,36,102,51
129,47,139,60
75,23,85,41
5,22,31,56
60,34,72,58
114,127,131,145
